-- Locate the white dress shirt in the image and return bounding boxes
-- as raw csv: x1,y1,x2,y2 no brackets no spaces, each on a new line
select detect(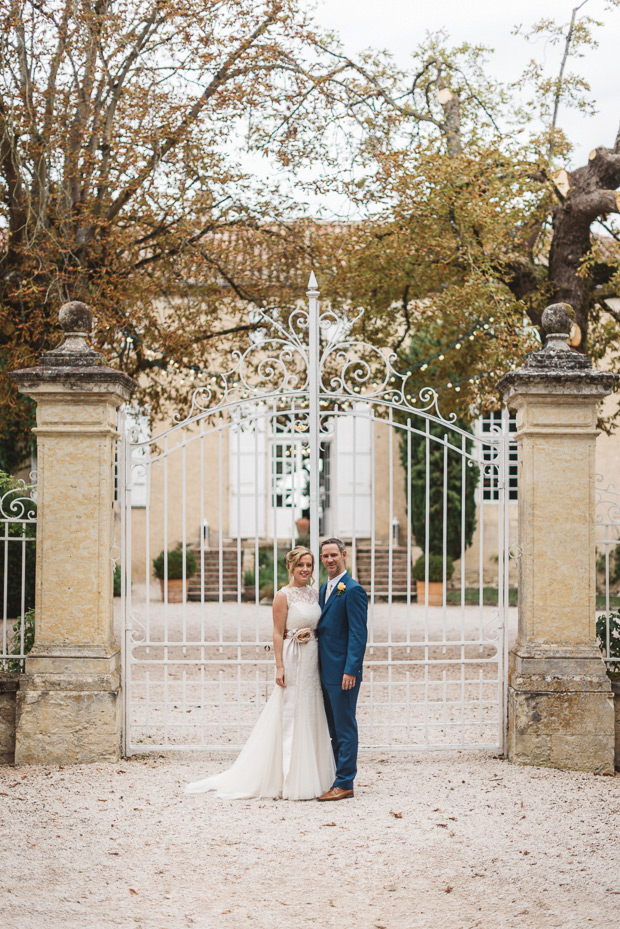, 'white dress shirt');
325,570,347,601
